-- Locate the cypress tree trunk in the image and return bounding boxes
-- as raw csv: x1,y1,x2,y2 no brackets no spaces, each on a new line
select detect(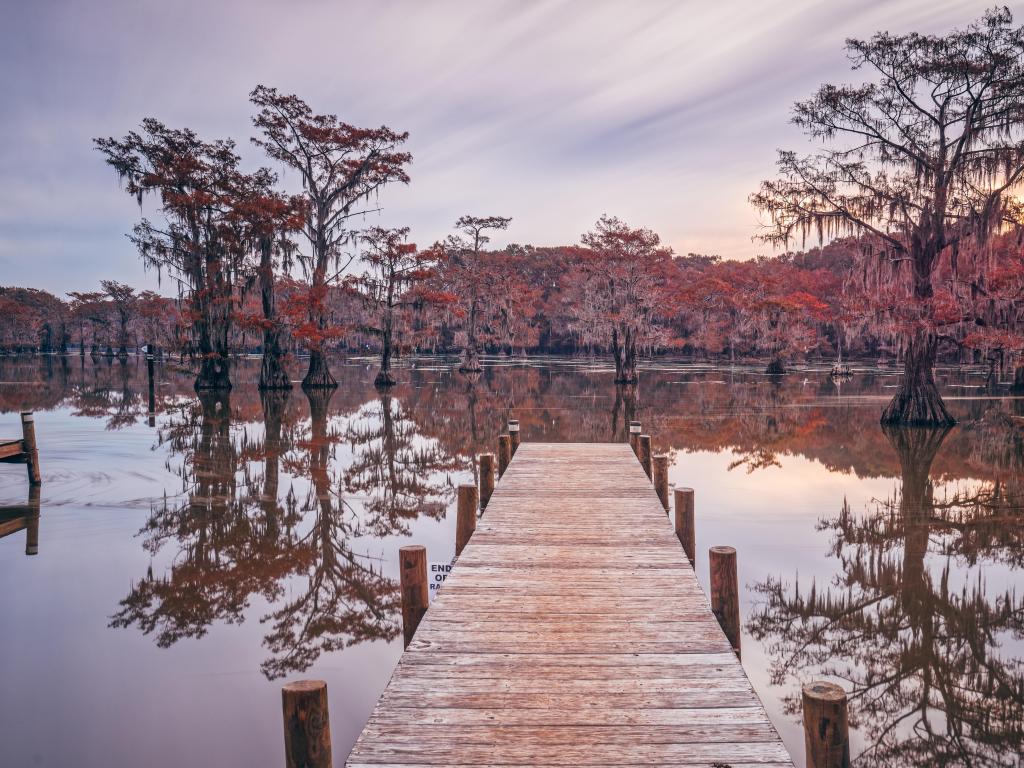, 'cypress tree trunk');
459,299,482,373
375,303,396,387
880,327,956,426
613,326,638,384
258,240,291,391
